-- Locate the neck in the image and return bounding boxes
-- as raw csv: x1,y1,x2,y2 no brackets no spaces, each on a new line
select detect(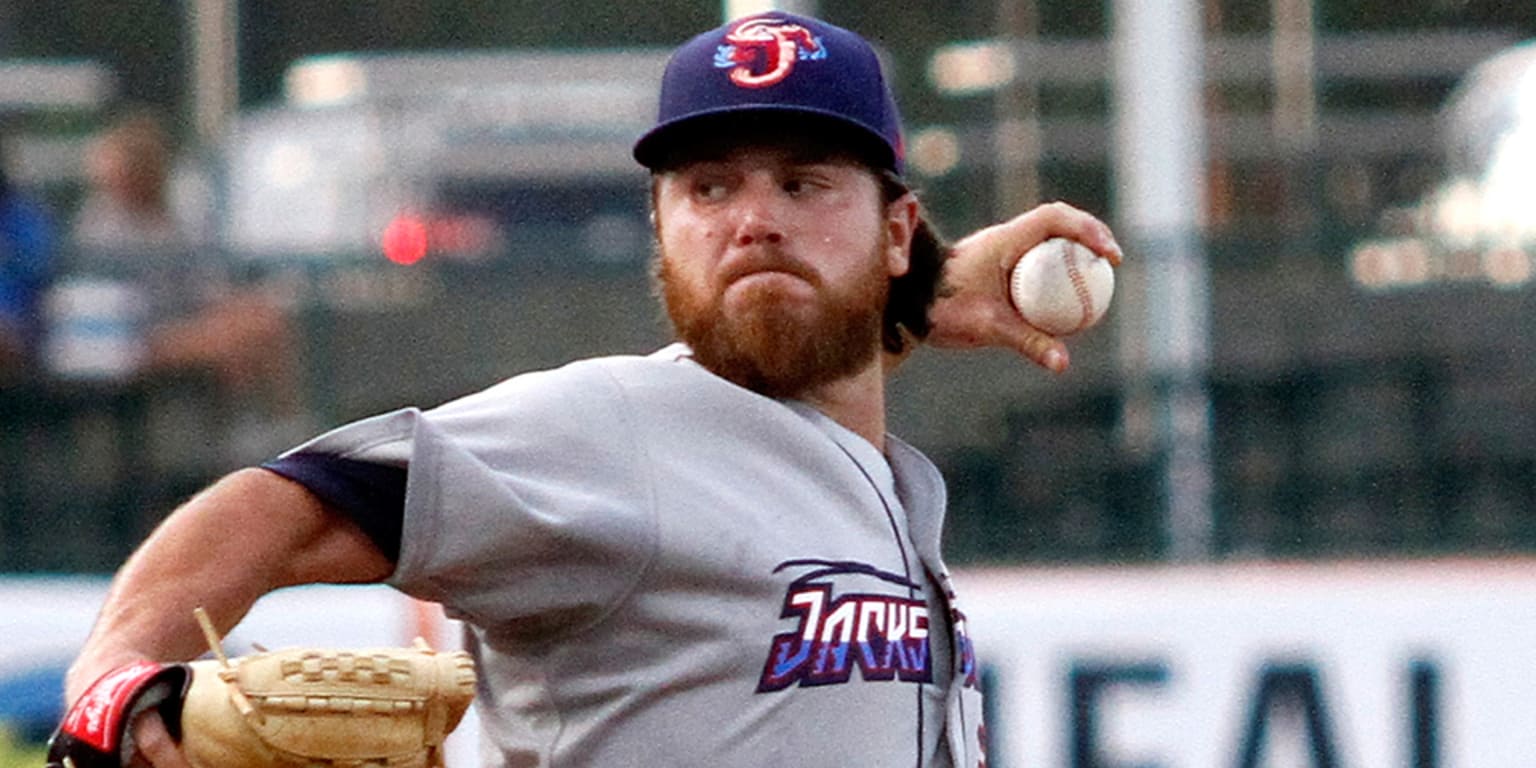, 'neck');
796,359,889,452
